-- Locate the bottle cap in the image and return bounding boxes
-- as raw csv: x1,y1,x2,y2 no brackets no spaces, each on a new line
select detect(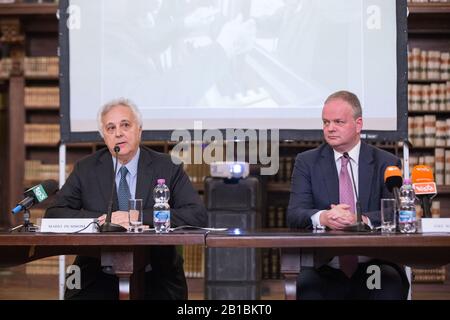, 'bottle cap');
157,178,165,185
